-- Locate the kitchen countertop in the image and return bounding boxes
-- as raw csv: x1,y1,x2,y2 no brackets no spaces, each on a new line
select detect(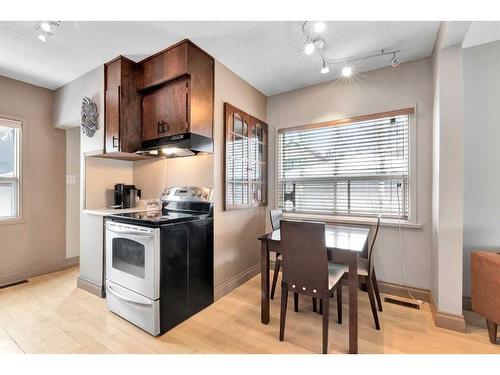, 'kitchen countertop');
82,207,149,216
